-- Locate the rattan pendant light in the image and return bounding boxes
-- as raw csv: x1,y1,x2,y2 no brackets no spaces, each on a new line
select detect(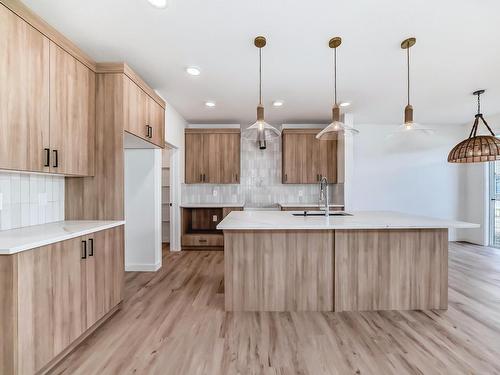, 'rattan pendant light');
448,90,500,163
241,36,281,150
394,37,434,134
316,37,359,140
